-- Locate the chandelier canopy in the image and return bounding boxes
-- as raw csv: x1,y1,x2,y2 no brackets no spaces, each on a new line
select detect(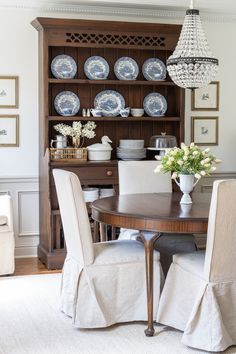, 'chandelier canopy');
167,1,219,89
